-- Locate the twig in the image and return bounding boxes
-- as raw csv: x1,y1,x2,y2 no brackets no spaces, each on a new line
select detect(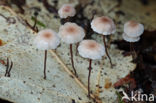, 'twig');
4,58,13,77
95,60,104,97
0,13,16,24
7,61,13,77
4,58,9,77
